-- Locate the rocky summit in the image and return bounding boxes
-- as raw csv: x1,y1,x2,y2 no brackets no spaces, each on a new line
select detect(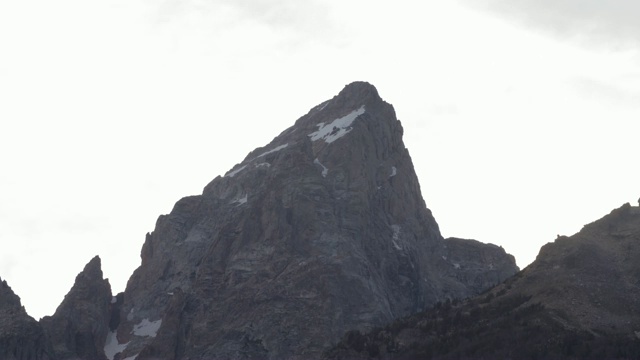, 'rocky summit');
40,256,113,360
108,82,517,359
0,82,518,360
327,203,640,359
